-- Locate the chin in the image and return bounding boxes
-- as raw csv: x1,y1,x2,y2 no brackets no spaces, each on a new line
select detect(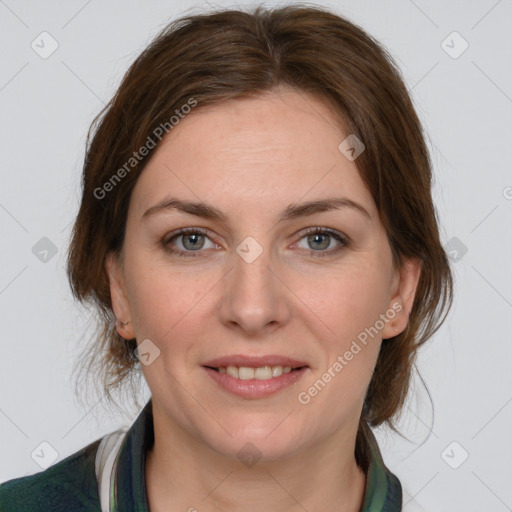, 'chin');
200,416,306,463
